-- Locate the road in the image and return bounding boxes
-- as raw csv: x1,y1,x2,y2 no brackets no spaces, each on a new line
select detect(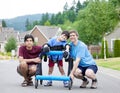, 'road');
0,60,120,93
